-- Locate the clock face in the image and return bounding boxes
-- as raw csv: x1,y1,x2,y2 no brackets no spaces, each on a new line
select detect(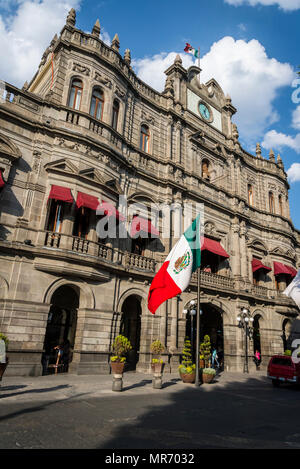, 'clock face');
199,102,211,121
